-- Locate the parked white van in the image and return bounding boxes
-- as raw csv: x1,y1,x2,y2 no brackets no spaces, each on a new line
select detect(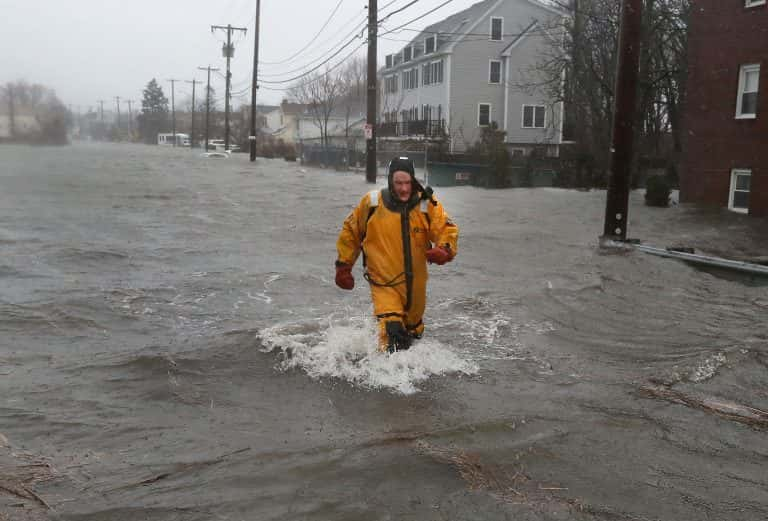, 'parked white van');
157,133,190,146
